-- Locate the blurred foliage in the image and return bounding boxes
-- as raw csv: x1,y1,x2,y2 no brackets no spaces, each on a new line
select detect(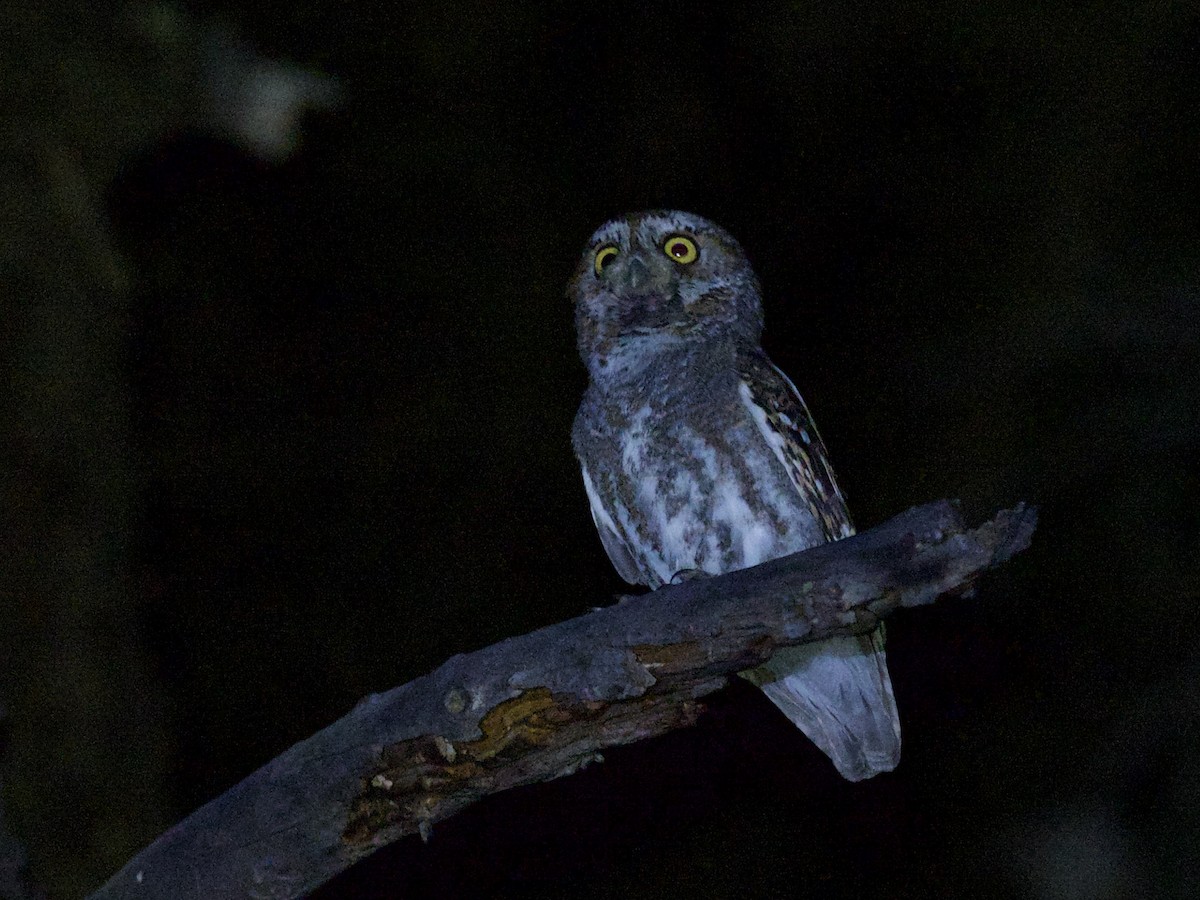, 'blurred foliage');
4,0,1199,897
